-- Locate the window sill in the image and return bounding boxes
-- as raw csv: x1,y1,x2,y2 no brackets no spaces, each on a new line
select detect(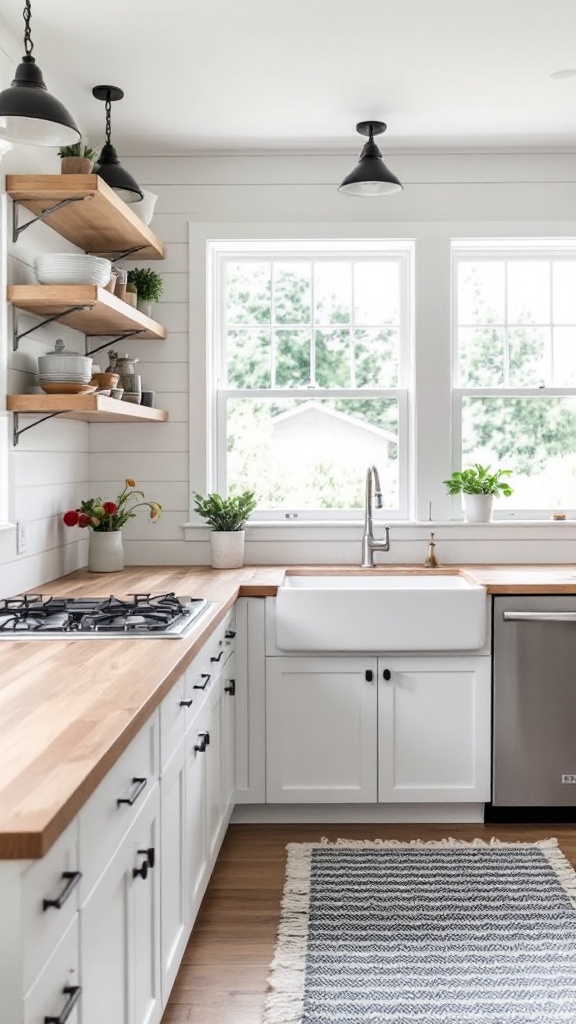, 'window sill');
182,519,576,542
